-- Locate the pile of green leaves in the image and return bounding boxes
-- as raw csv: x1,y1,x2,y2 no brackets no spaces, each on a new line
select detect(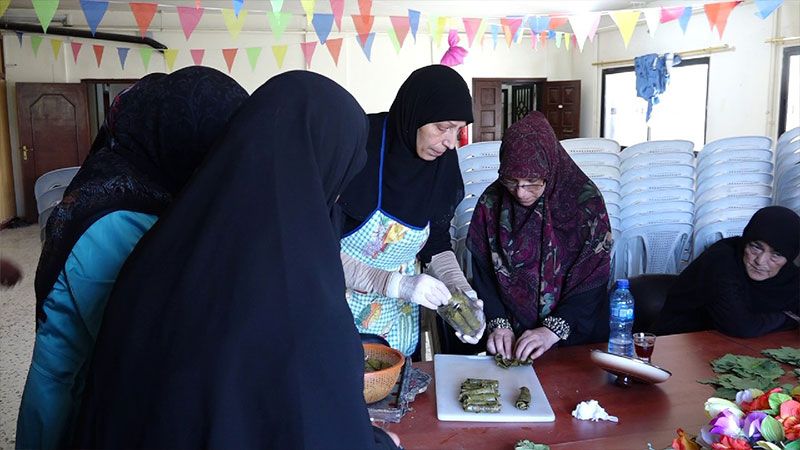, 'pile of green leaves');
514,441,549,450
699,354,785,400
762,346,800,366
